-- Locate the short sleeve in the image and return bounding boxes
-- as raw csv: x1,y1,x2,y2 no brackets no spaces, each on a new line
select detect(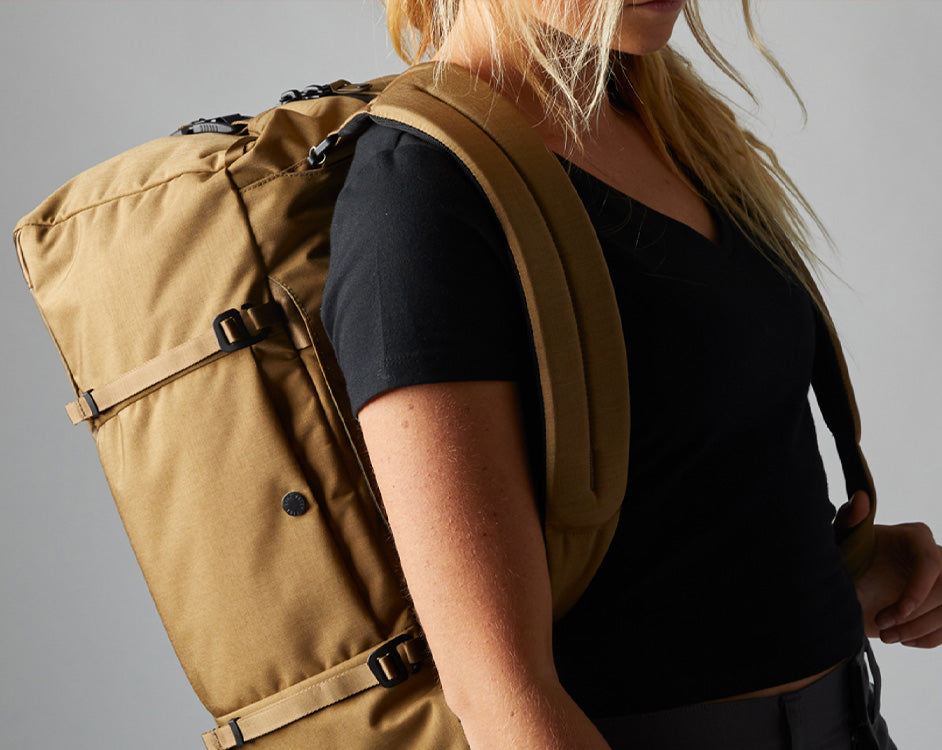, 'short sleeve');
321,123,528,415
